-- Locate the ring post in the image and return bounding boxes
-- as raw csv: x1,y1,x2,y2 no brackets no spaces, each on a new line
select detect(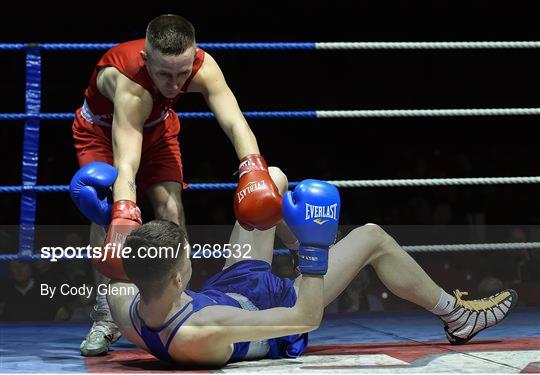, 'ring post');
18,44,42,259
